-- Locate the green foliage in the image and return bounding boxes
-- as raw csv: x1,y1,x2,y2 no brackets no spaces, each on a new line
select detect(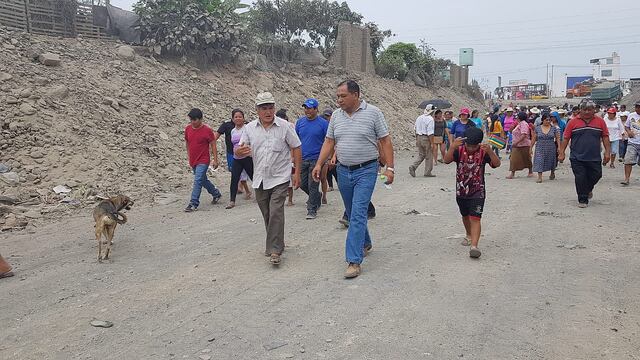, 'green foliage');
365,22,393,60
249,0,389,57
376,41,451,86
133,0,248,59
